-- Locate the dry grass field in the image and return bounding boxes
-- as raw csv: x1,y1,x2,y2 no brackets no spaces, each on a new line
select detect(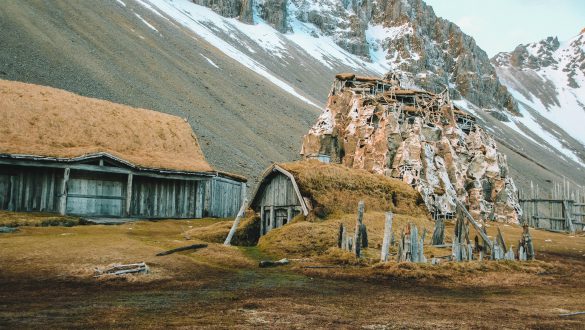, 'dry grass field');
1,211,584,329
